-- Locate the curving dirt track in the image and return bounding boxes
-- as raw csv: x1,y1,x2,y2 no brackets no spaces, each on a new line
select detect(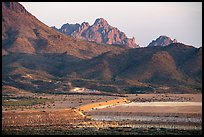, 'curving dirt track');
2,93,202,134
